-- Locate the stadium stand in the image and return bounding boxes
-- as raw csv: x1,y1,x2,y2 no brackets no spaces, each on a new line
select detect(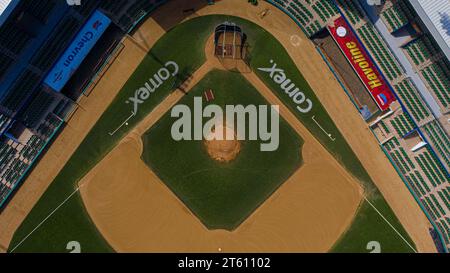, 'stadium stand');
270,0,340,37
0,0,168,209
378,1,409,33
269,1,449,250
331,0,449,251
